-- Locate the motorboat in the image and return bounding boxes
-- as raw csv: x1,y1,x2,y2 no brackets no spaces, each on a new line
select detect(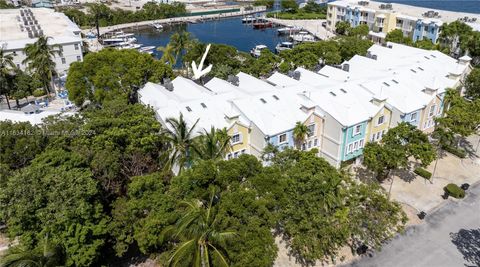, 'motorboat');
242,15,256,23
118,43,142,50
139,46,156,52
253,18,273,29
250,44,268,57
290,31,316,42
275,41,294,53
277,25,302,35
151,22,163,30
